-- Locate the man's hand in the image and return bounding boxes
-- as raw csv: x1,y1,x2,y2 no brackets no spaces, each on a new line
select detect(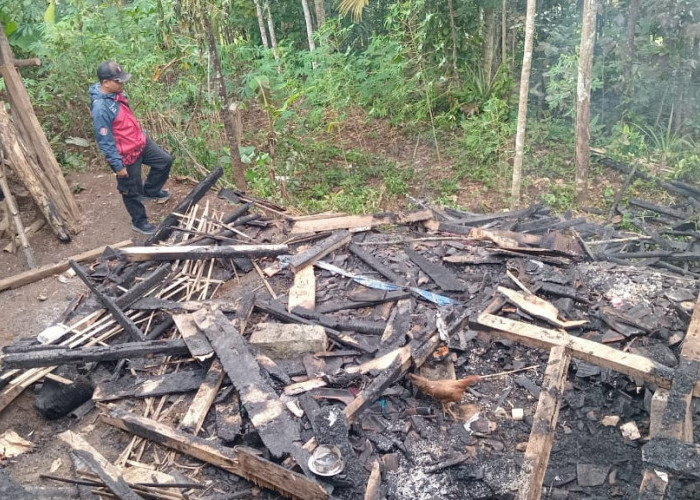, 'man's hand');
115,168,129,178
